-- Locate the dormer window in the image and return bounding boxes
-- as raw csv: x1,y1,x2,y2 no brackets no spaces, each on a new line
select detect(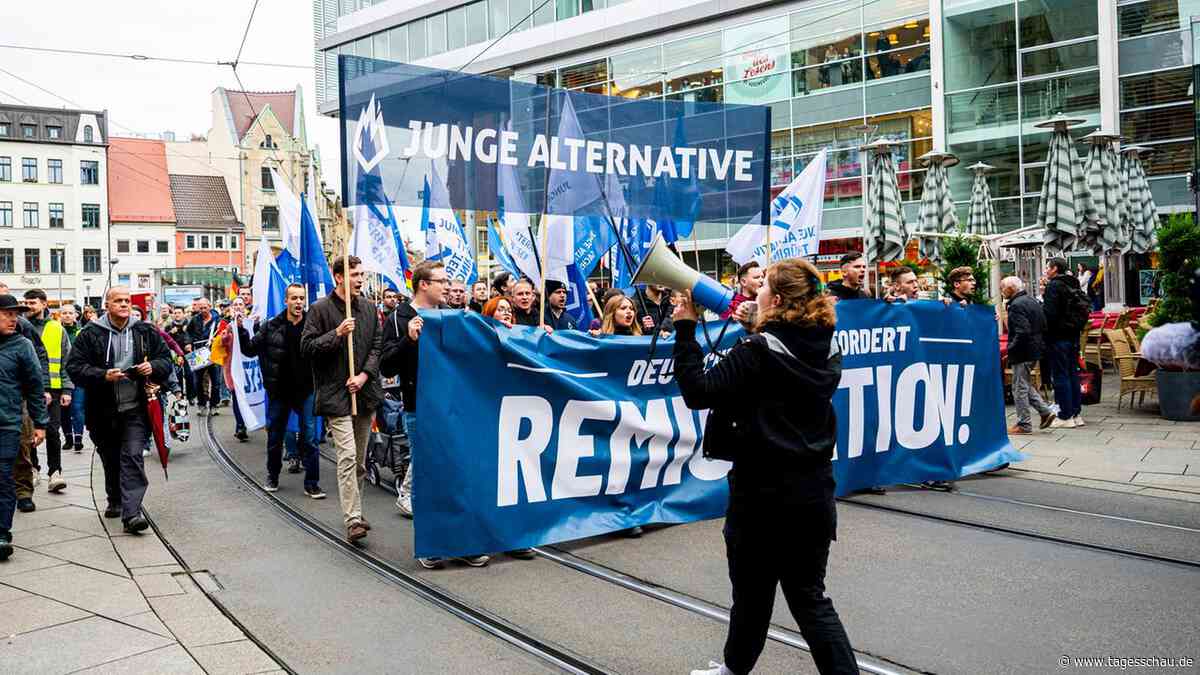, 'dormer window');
261,134,276,149
22,124,36,138
83,125,93,143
